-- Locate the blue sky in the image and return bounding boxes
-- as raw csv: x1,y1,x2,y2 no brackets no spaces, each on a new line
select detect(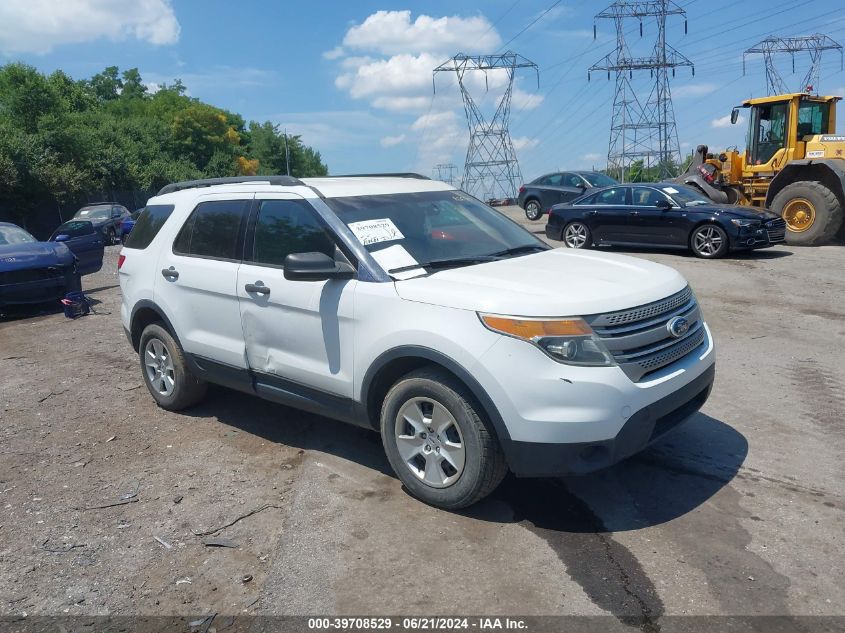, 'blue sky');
2,0,845,180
